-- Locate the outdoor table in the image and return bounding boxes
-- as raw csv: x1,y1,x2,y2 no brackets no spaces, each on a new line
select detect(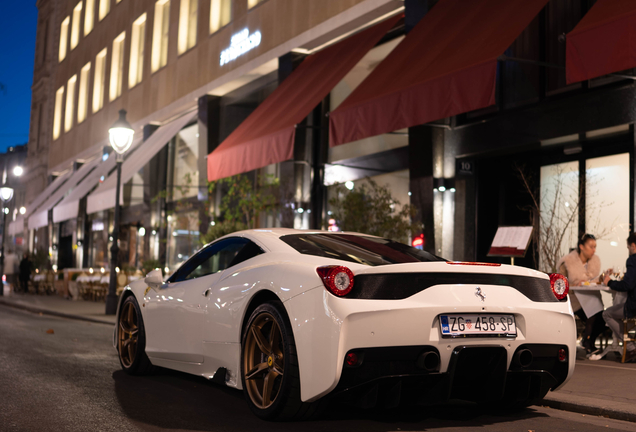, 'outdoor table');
570,284,611,318
570,284,628,359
